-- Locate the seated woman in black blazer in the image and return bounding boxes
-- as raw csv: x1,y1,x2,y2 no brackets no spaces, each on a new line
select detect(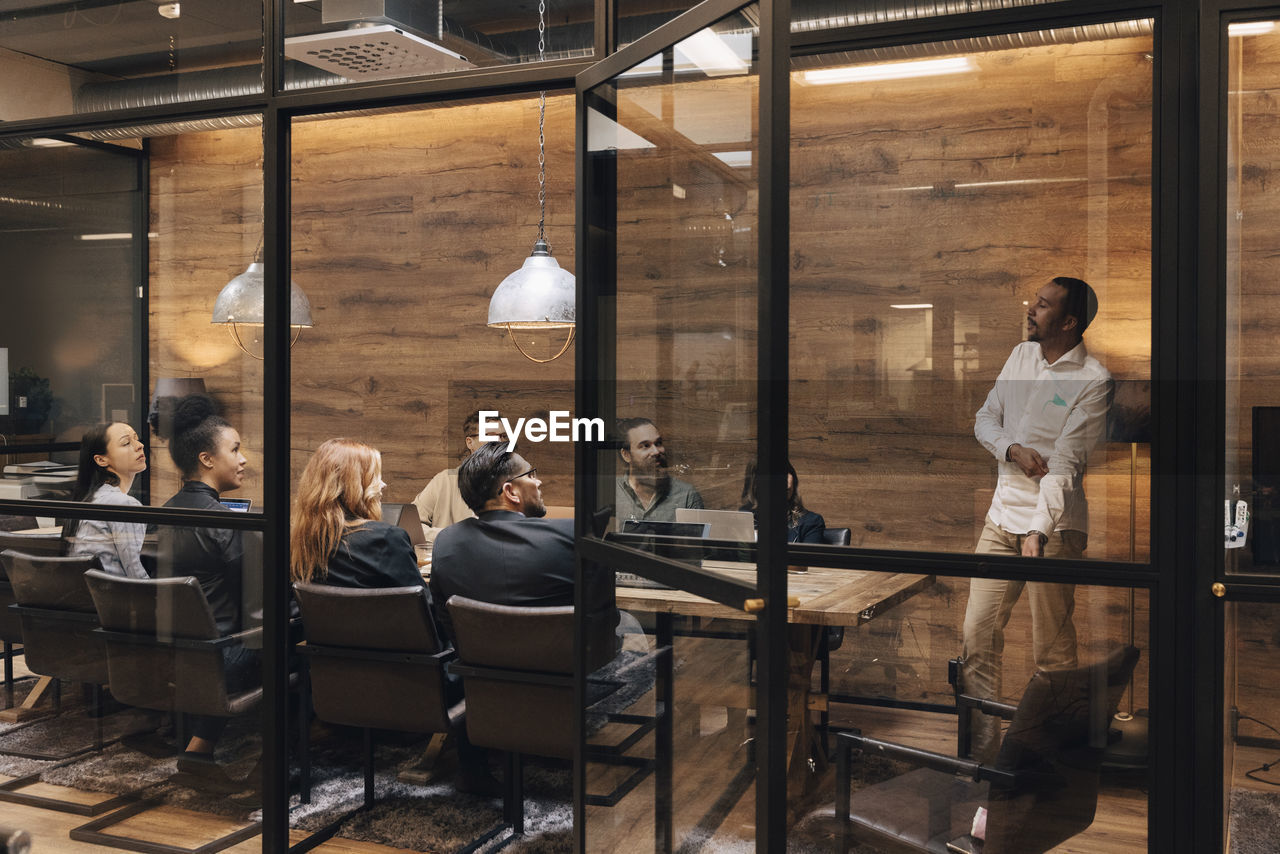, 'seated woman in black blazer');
289,437,423,590
289,438,496,794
